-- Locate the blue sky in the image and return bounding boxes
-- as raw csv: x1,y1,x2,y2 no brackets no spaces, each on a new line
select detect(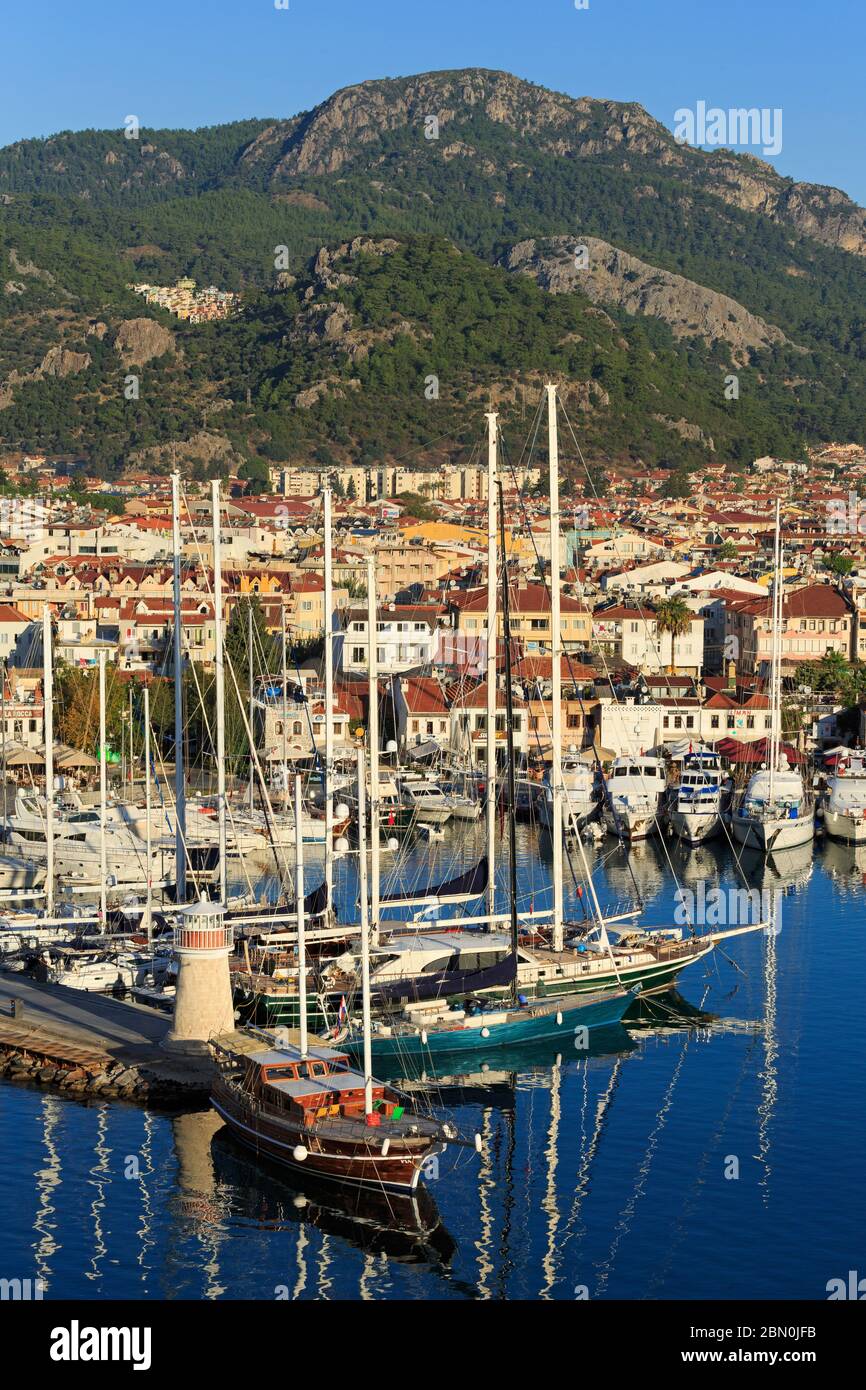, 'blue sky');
2,0,864,202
